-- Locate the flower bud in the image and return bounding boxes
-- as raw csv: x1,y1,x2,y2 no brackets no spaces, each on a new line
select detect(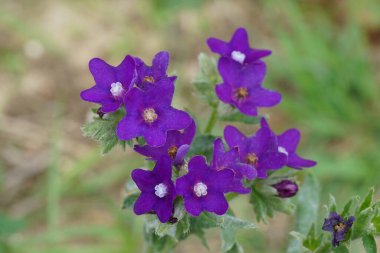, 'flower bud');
272,180,298,198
